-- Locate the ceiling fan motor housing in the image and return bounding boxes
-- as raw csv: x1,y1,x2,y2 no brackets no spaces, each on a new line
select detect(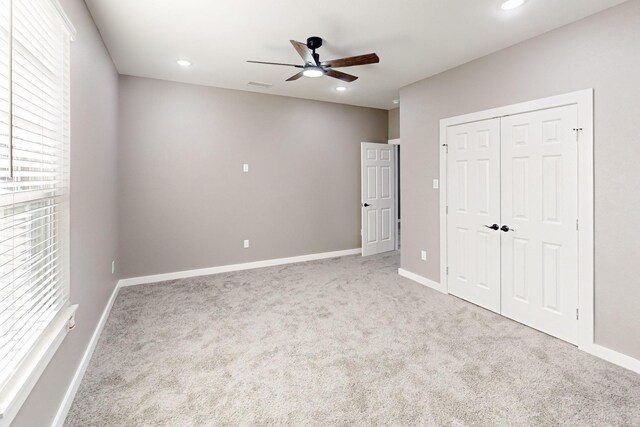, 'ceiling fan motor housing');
306,36,323,51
